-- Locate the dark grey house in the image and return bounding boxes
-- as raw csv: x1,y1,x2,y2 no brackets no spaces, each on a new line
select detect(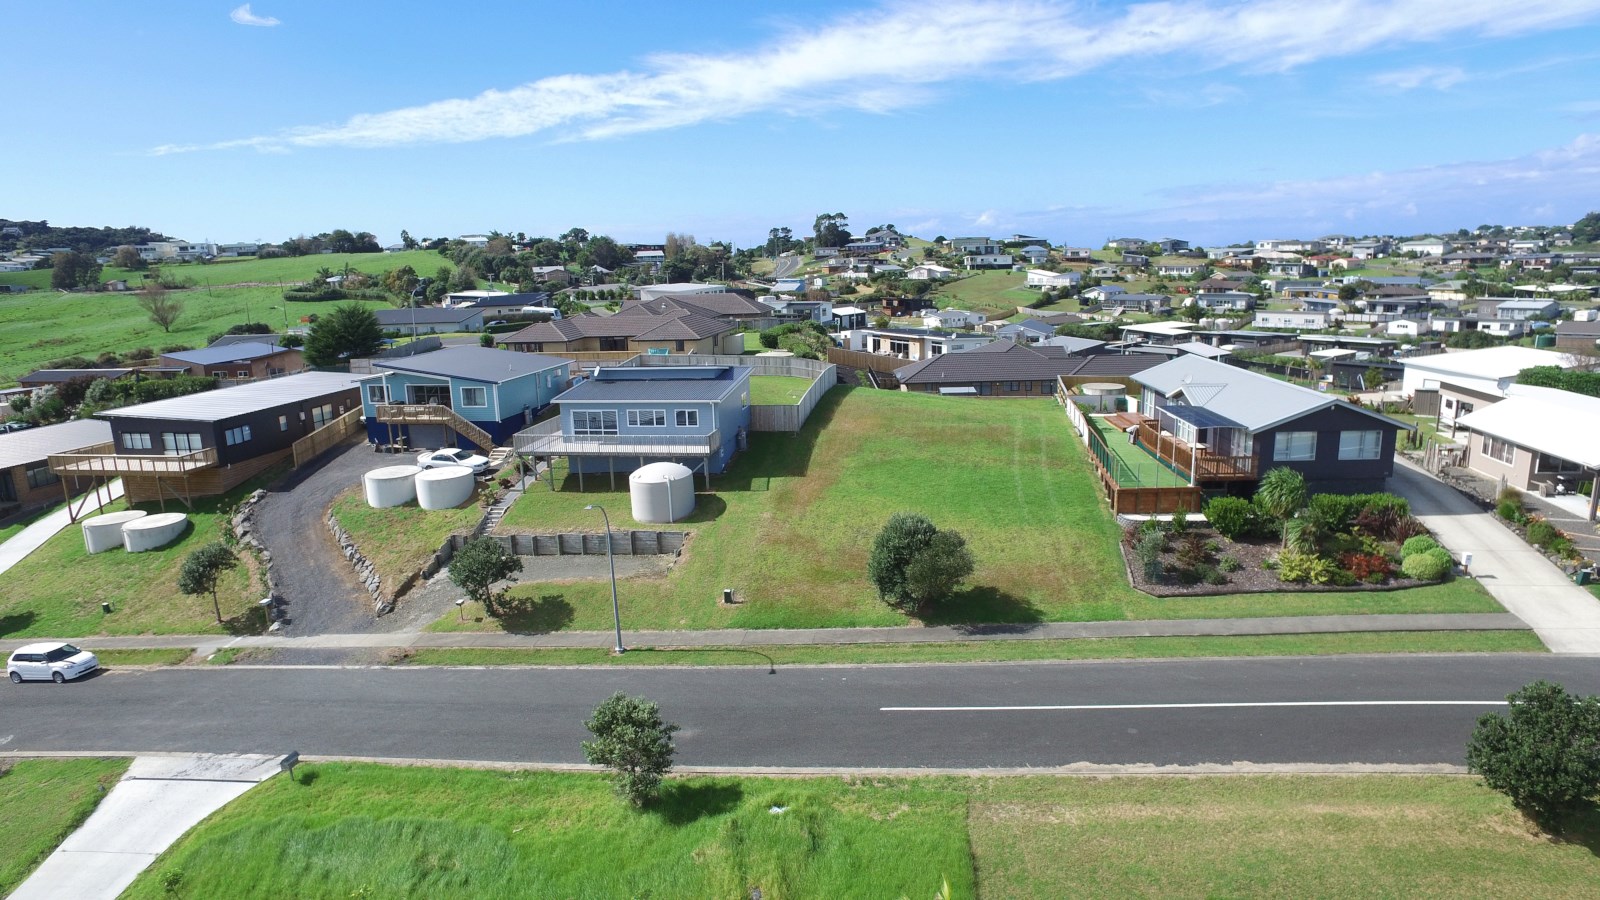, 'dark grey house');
1130,355,1409,490
894,340,1162,396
